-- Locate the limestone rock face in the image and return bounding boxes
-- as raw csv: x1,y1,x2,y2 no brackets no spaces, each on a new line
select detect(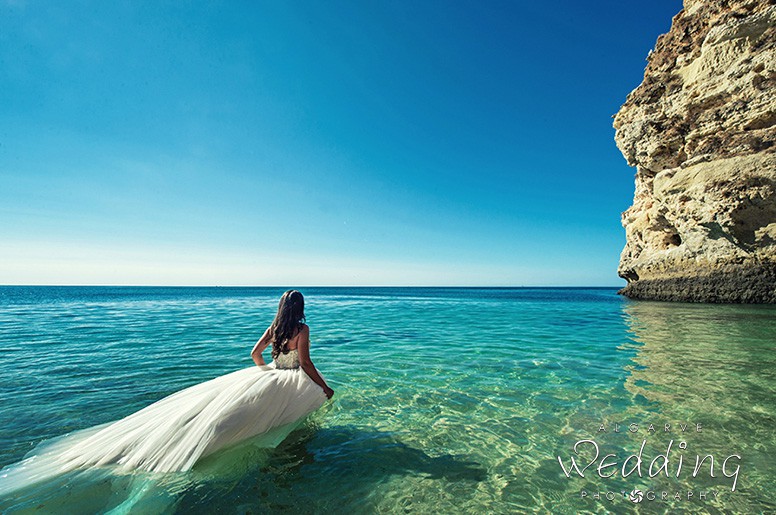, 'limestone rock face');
614,0,776,302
